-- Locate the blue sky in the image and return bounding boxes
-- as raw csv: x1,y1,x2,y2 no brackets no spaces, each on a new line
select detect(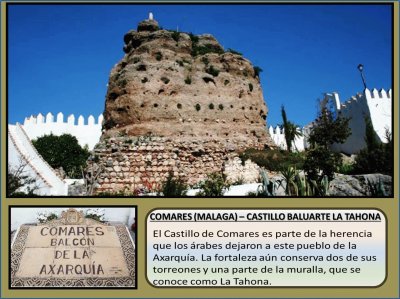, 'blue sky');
8,4,392,127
